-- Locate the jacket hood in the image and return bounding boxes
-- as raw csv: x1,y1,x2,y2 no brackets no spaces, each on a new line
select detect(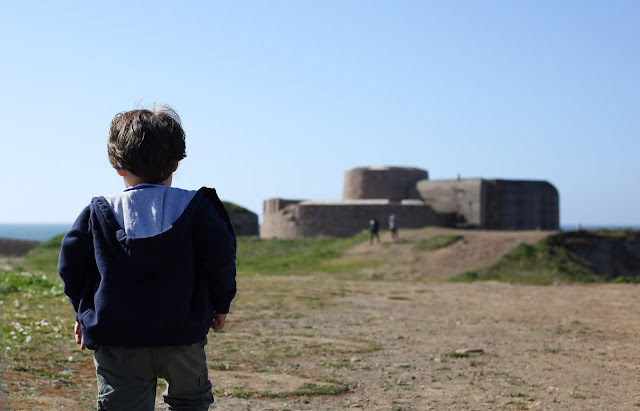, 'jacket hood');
103,184,197,239
90,187,234,281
